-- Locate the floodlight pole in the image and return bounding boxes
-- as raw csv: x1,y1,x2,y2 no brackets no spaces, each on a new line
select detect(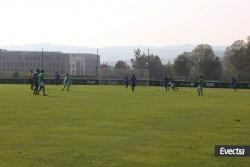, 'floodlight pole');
147,48,150,86
96,48,99,80
147,48,150,68
42,48,44,70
